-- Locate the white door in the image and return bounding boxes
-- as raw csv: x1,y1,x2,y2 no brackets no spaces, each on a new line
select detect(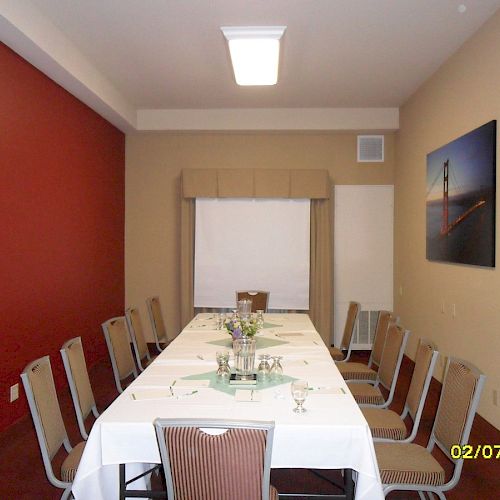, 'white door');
334,185,394,349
